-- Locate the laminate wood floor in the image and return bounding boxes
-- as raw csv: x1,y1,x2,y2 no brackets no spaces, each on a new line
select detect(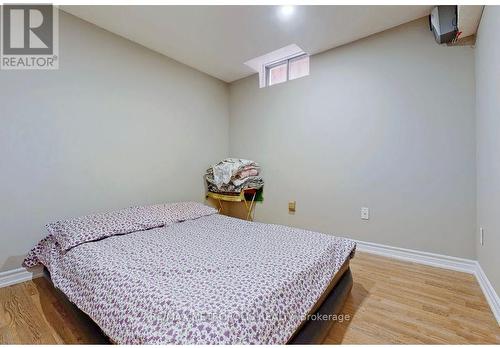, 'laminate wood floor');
0,252,498,344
